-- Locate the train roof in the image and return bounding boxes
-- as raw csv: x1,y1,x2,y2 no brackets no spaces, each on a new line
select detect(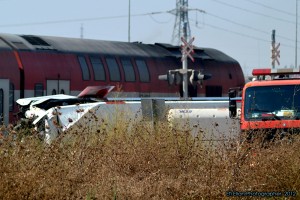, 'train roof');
0,33,238,63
